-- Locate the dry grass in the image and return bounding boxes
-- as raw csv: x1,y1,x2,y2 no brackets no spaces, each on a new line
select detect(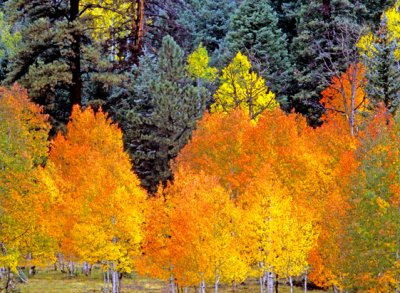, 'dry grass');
16,266,330,292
